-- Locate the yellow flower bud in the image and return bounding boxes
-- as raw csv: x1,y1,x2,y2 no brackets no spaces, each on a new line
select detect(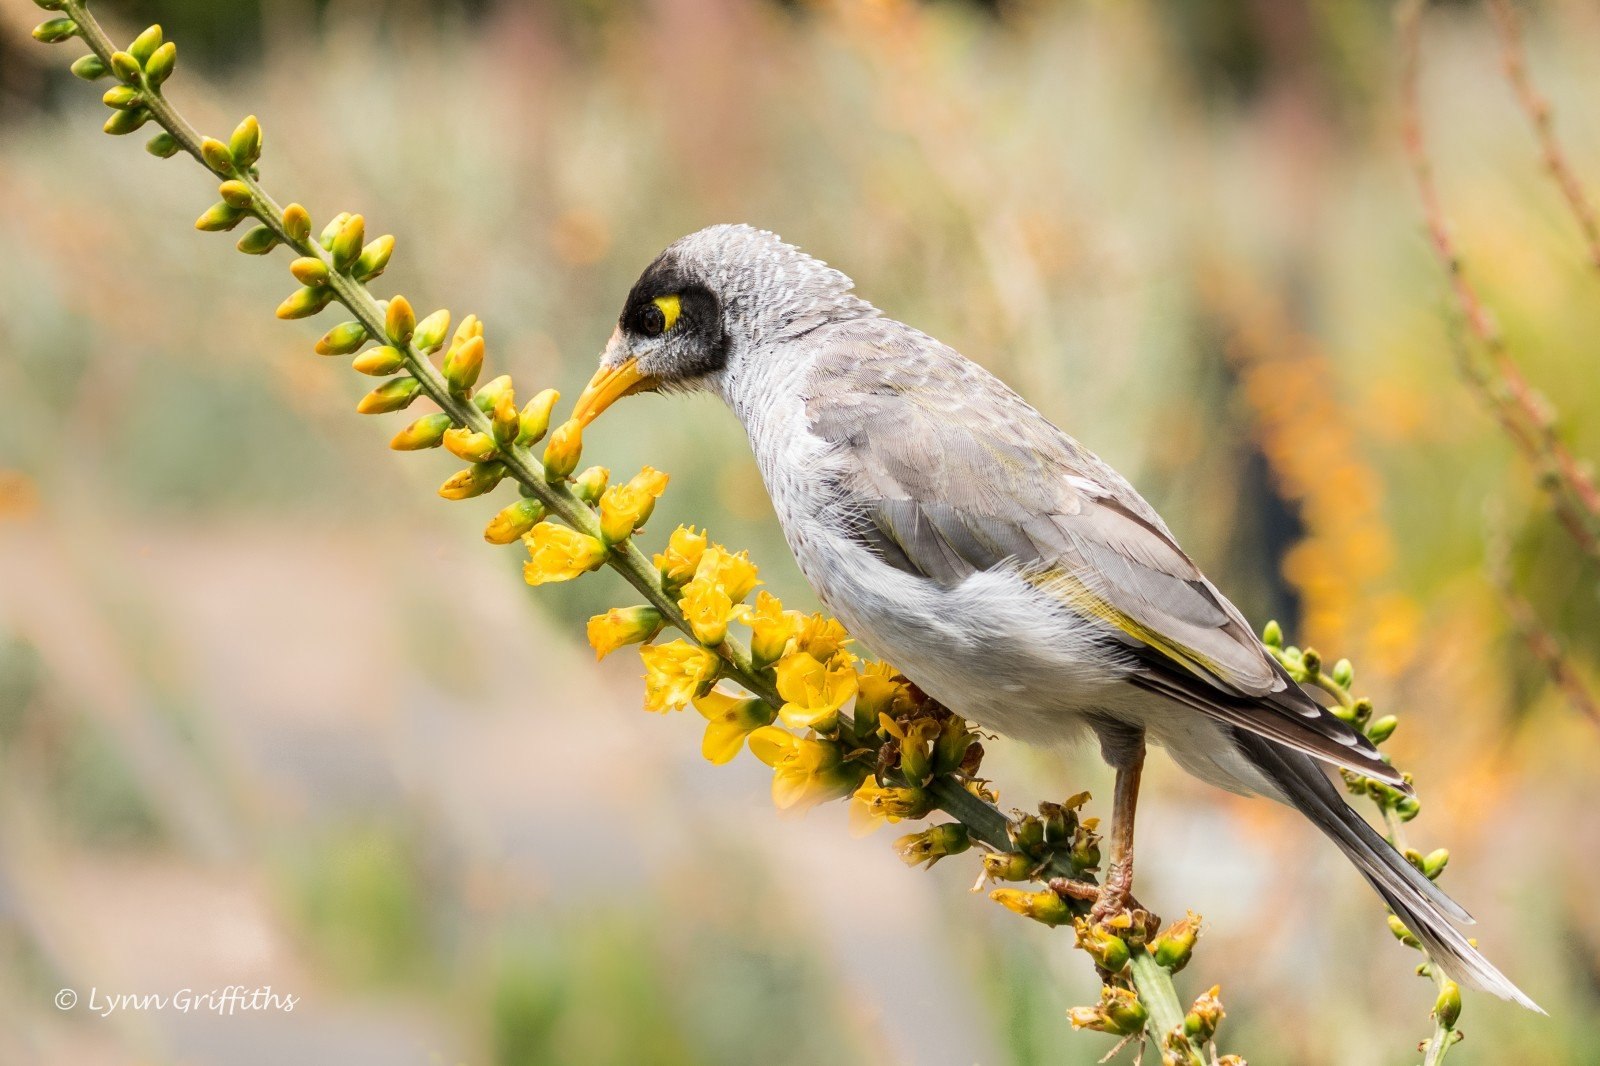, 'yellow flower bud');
491,391,520,446
443,427,499,463
989,888,1072,928
218,179,252,208
314,321,368,356
678,576,734,647
691,687,775,764
356,377,421,414
389,412,451,451
109,51,141,84
144,41,176,87
437,462,505,501
408,308,451,354
1074,919,1131,974
597,467,669,545
572,465,609,505
639,639,719,712
229,115,262,168
329,213,366,272
516,388,560,445
1184,985,1225,1044
353,235,395,281
275,286,334,320
981,851,1035,883
521,522,606,584
289,257,328,287
691,546,760,604
586,605,664,659
384,294,415,345
654,525,707,586
1151,911,1202,972
1068,986,1147,1036
472,374,513,414
443,335,485,395
194,201,245,232
542,419,583,482
200,136,233,174
1433,979,1461,1029
281,203,312,244
773,650,856,730
103,85,142,110
103,107,151,136
483,497,545,545
352,345,406,376
32,18,79,44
